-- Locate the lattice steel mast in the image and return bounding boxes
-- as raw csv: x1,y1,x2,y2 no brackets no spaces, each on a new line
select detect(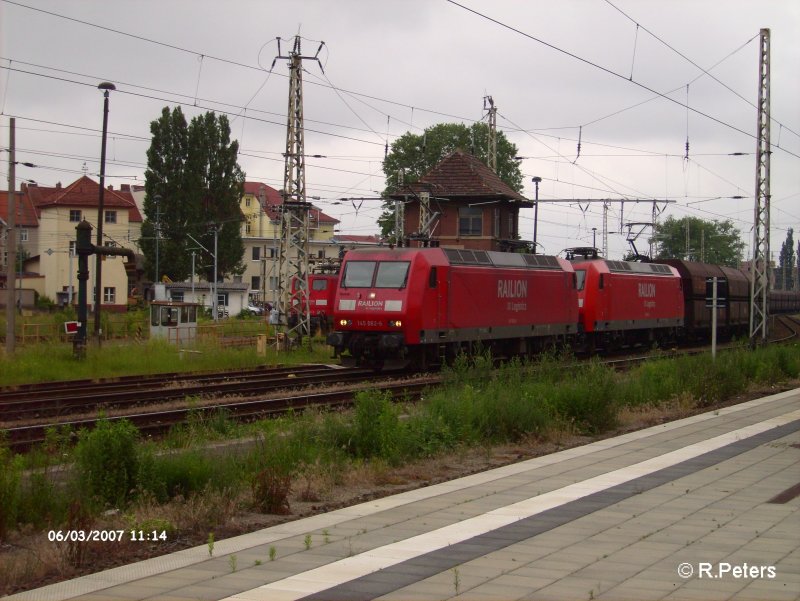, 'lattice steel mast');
273,36,323,346
750,28,770,344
